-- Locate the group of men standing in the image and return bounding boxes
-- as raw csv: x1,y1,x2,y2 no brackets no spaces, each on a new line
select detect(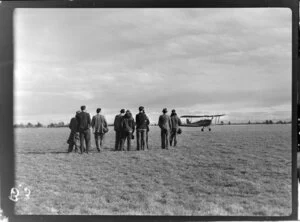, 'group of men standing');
114,106,150,151
158,108,182,149
67,105,108,154
67,105,182,153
